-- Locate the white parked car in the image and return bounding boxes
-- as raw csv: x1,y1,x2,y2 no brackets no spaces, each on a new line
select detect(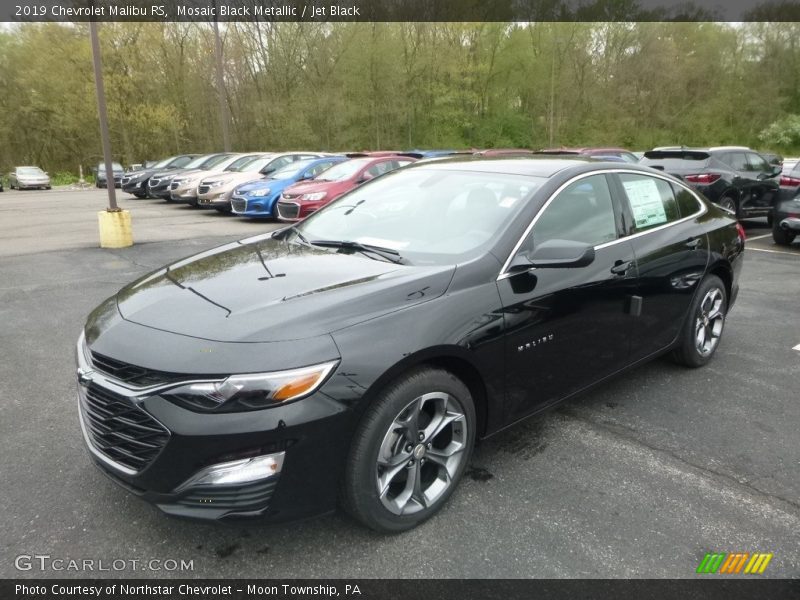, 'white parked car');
9,166,51,190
